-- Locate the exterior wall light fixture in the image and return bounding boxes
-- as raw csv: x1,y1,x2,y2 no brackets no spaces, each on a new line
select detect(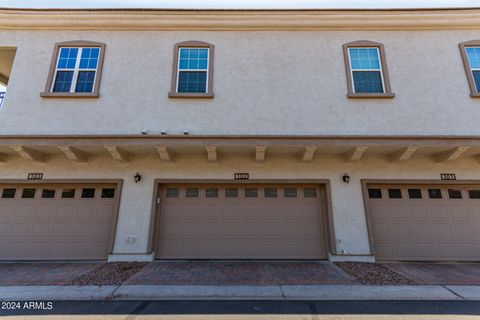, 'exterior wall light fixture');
134,173,142,183
342,173,350,184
